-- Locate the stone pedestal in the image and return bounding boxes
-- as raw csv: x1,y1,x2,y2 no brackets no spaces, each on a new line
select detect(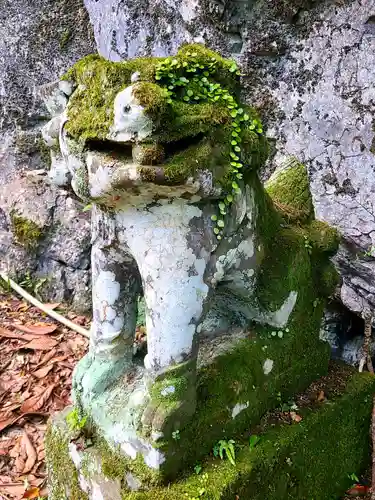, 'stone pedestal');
44,44,340,497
